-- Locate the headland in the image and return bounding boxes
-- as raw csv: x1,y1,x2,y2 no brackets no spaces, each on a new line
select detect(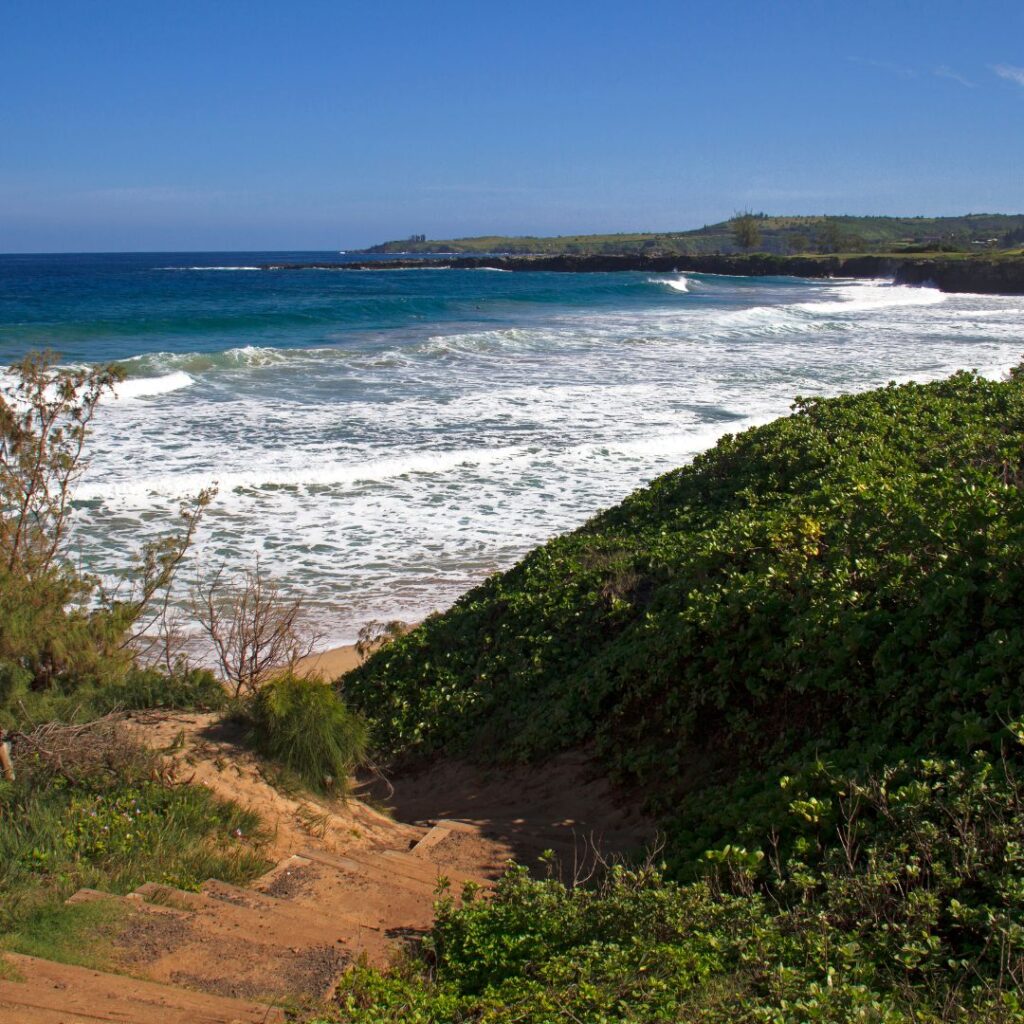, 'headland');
260,251,1024,295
